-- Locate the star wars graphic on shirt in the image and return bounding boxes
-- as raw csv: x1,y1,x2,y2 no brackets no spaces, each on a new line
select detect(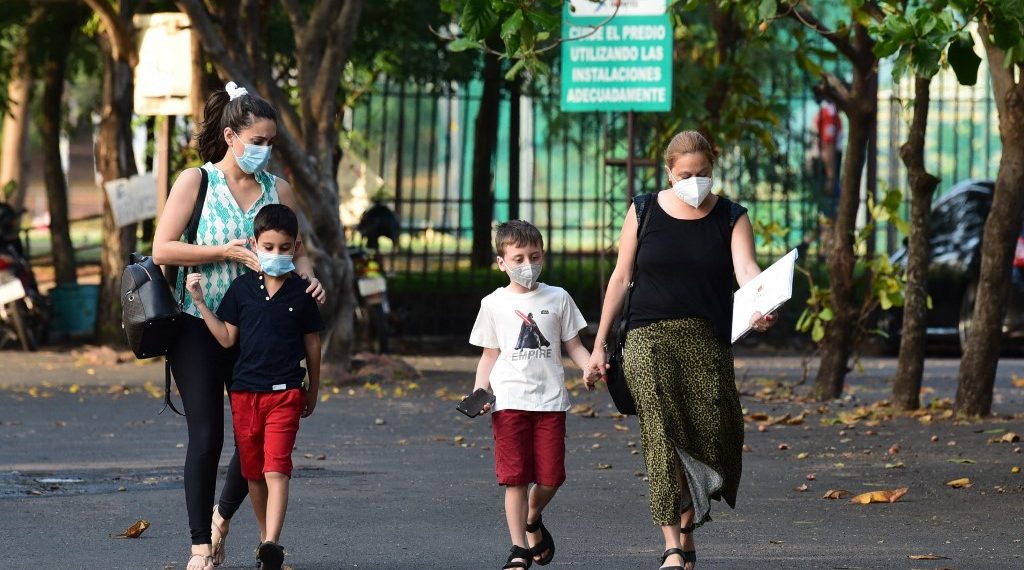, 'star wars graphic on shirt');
469,283,588,412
